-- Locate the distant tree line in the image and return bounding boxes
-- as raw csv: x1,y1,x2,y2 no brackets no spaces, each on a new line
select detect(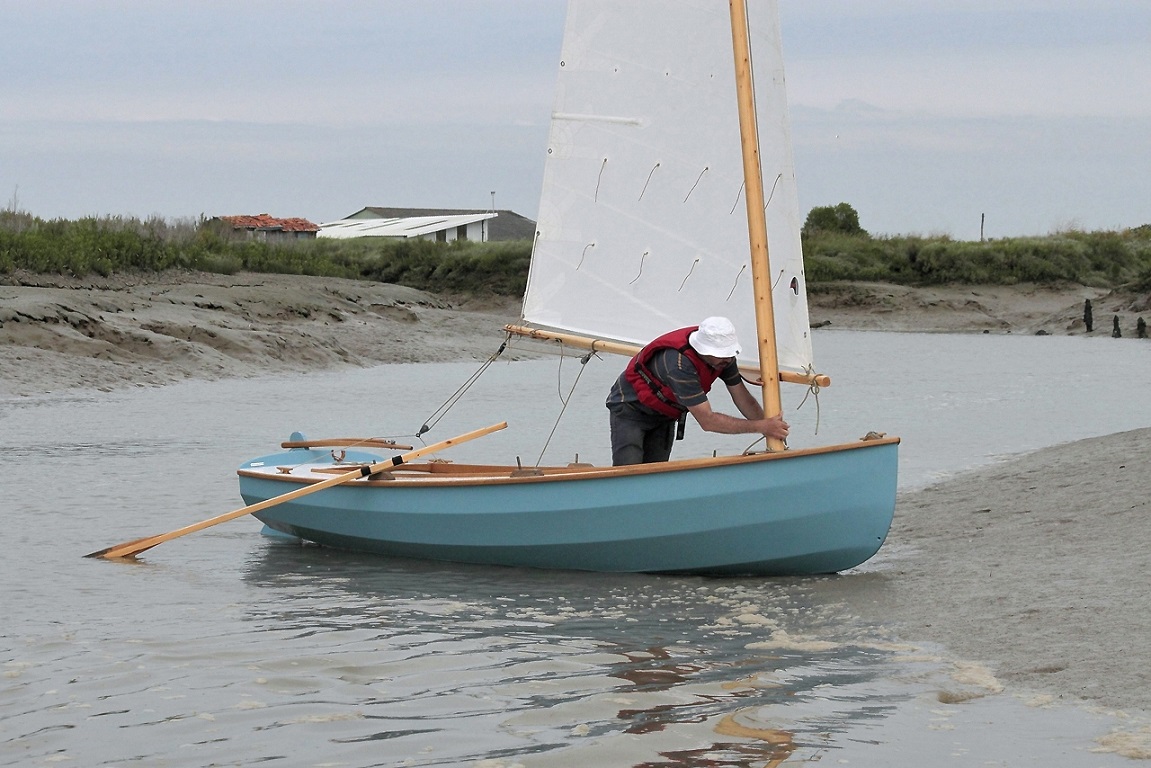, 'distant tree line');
2,204,1149,297
801,202,1151,291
